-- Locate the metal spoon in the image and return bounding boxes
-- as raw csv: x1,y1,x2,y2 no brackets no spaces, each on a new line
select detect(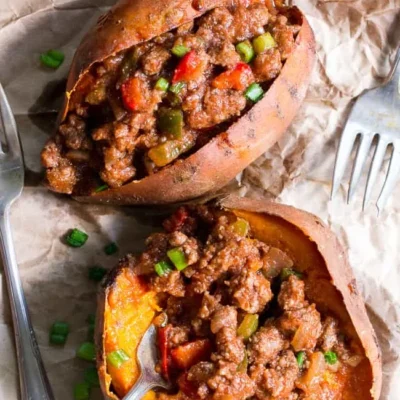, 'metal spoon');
123,324,171,399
